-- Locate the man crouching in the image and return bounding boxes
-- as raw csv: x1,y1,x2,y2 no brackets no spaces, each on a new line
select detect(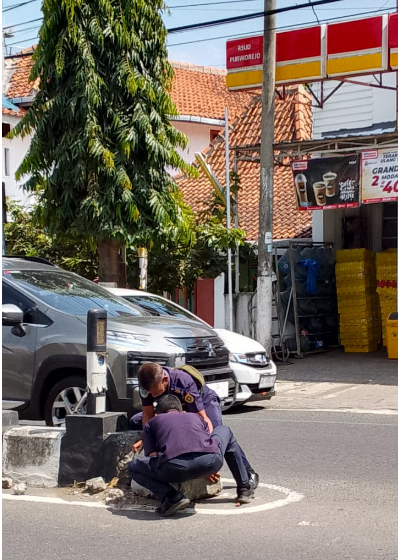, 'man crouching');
128,394,255,517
